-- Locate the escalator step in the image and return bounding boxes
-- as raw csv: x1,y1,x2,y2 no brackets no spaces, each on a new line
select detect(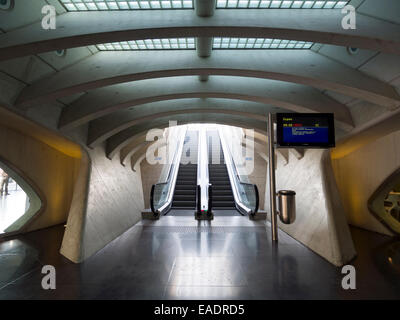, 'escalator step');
212,196,234,201
212,190,233,195
173,196,196,201
210,182,231,186
172,201,196,207
211,185,233,190
174,190,196,195
212,202,236,207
